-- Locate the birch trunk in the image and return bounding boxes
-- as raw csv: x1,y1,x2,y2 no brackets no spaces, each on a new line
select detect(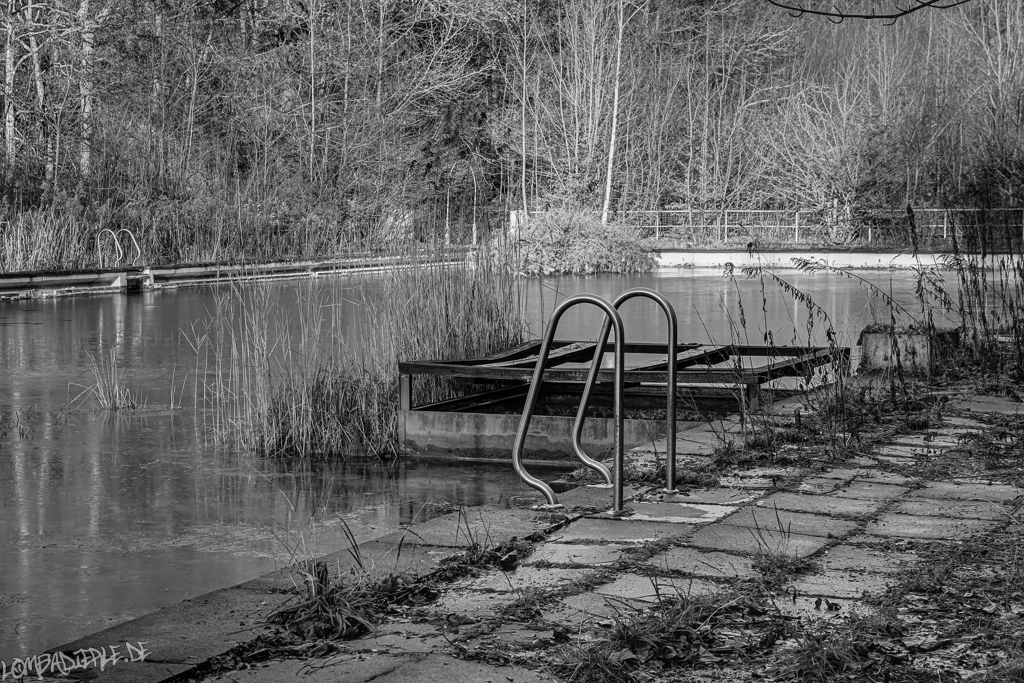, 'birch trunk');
3,0,16,183
78,0,94,187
